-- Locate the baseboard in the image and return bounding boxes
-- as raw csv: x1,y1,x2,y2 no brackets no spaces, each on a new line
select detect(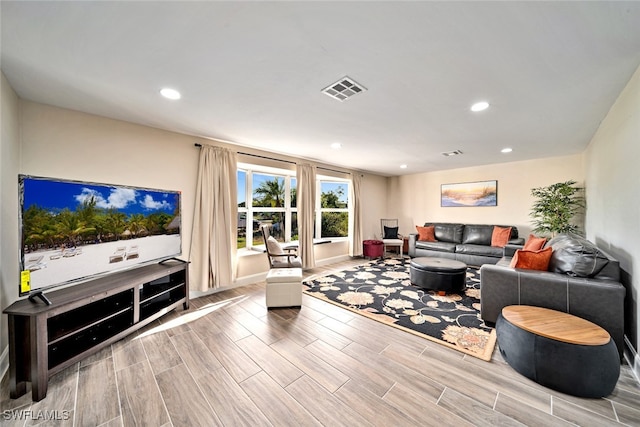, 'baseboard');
314,254,353,267
188,255,355,299
0,345,8,384
624,336,640,384
189,271,269,299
